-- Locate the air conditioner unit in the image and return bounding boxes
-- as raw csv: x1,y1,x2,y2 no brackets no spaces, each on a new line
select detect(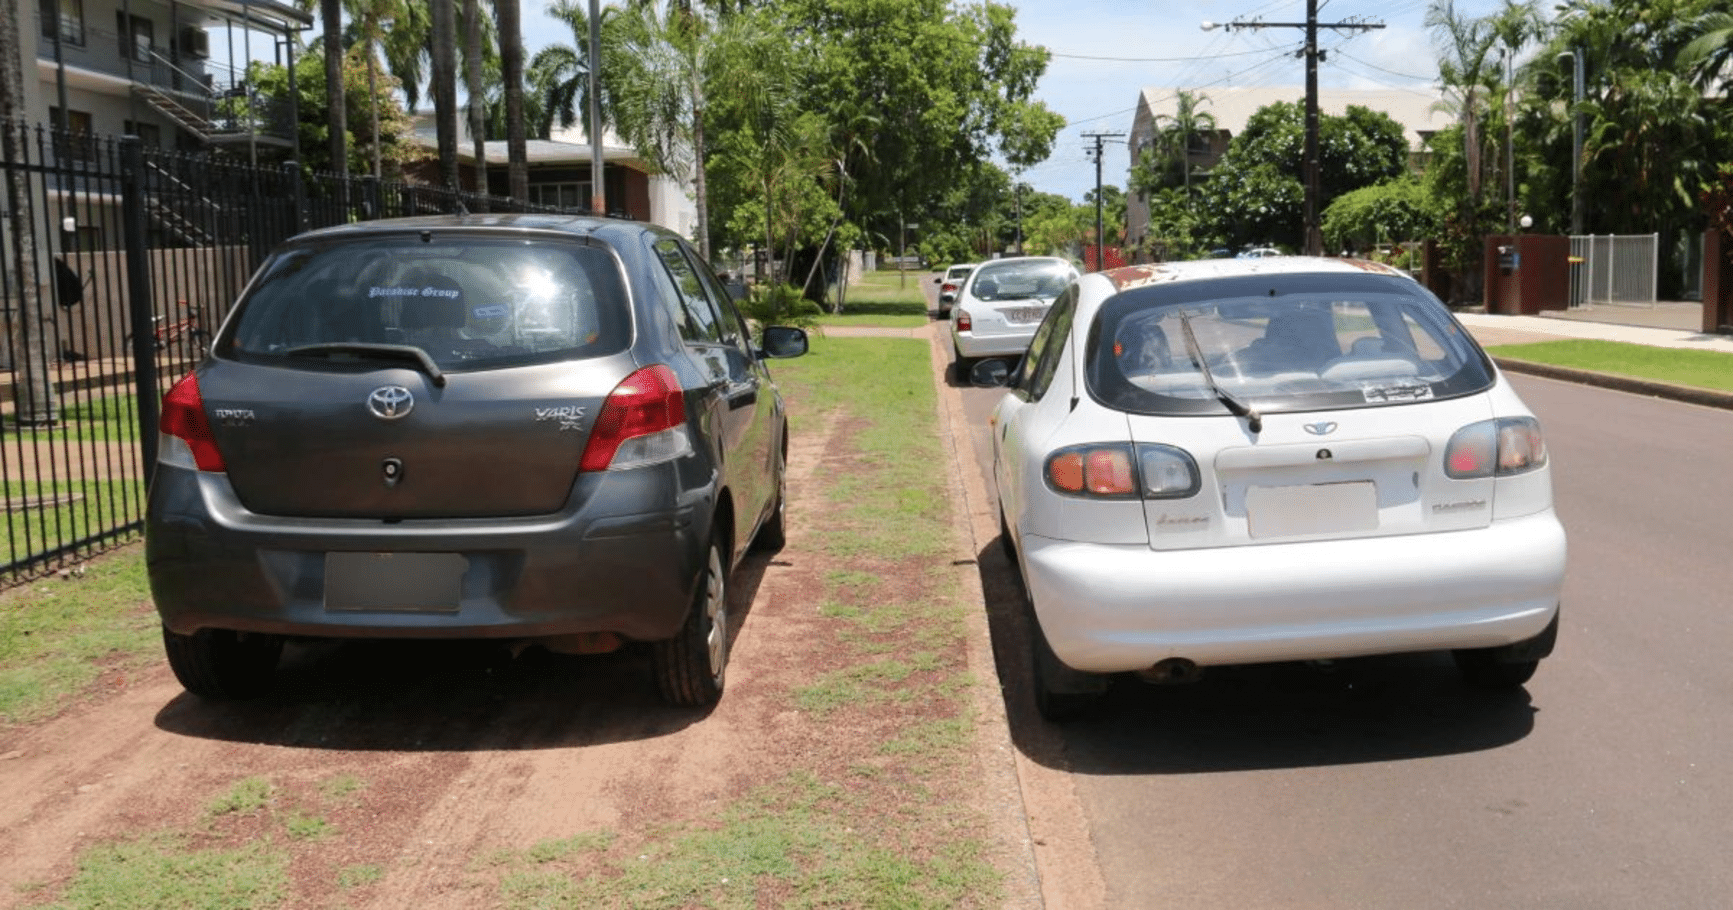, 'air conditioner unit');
181,27,209,58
